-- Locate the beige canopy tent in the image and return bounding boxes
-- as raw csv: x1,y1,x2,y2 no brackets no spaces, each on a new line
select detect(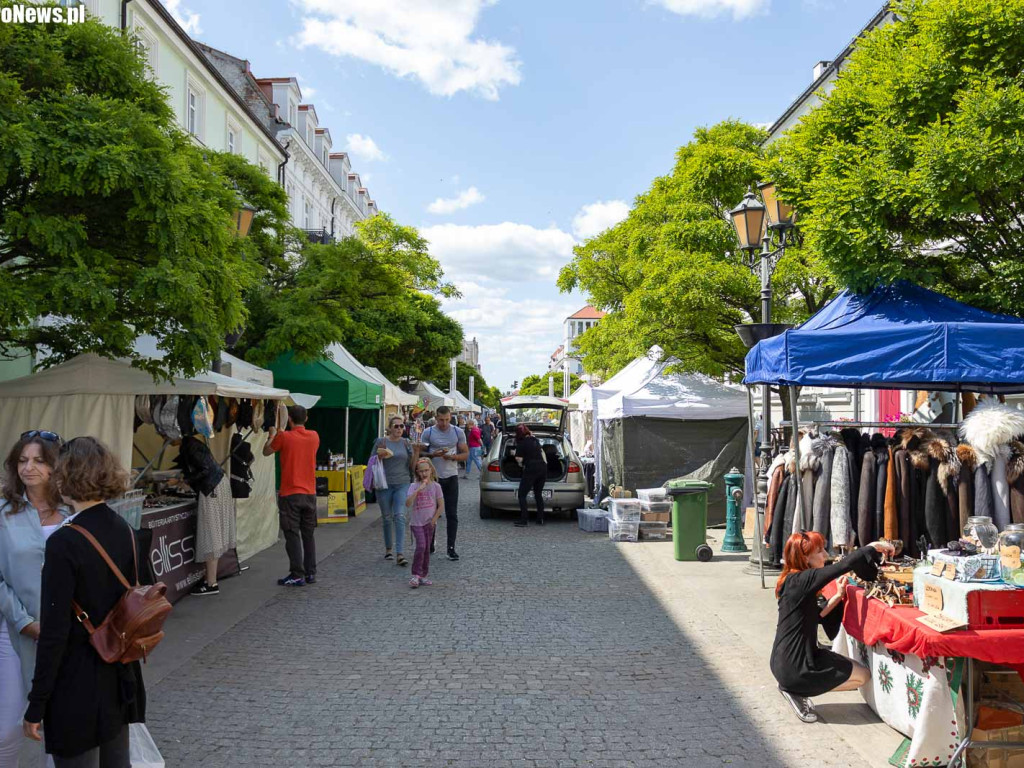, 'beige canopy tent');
0,354,293,560
364,366,418,434
449,389,482,415
414,381,454,411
